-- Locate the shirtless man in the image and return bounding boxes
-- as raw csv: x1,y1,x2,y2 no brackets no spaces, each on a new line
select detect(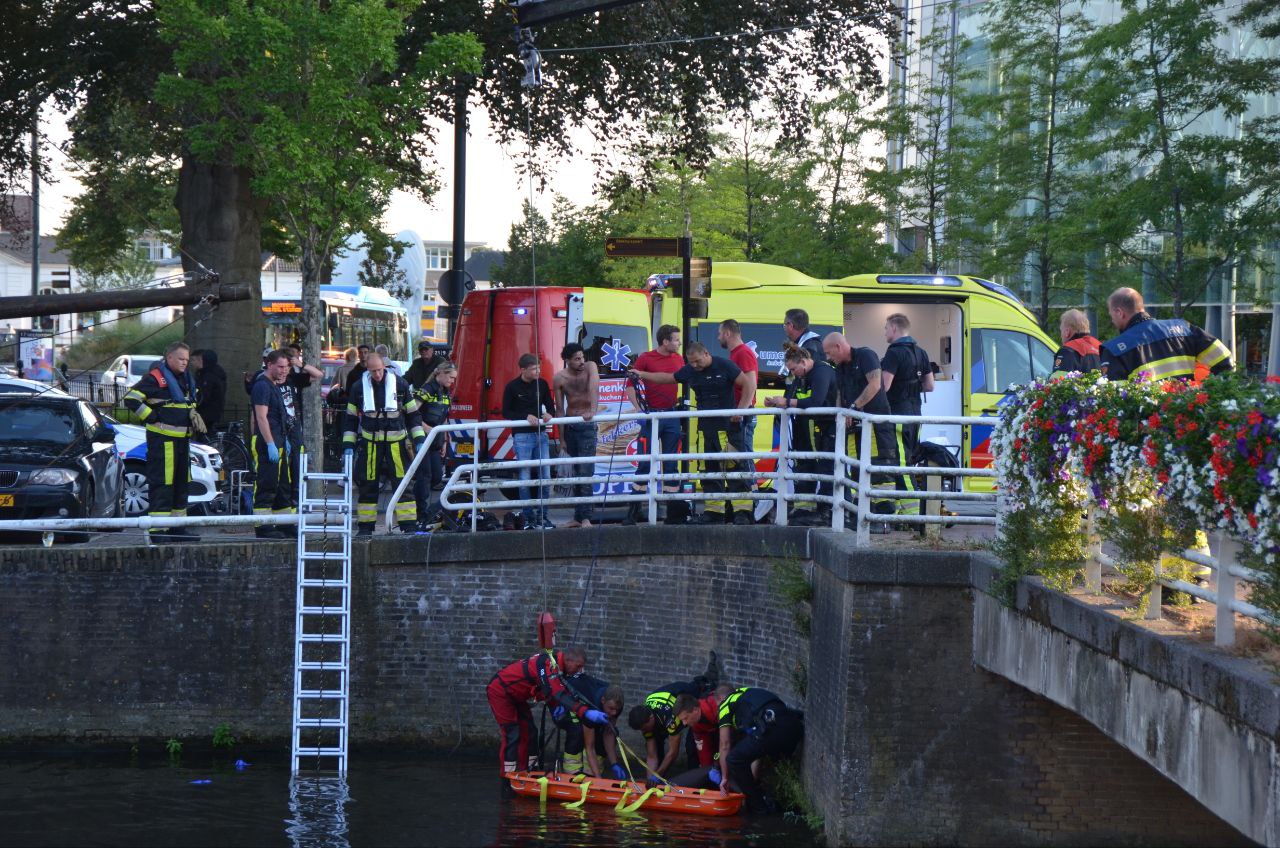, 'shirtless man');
554,343,601,528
